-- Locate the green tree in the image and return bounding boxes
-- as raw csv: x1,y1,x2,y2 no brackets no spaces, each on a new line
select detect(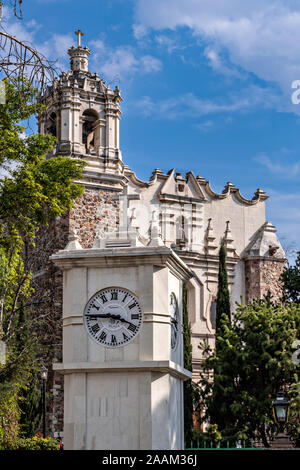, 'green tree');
215,241,231,335
198,299,300,447
18,369,42,438
281,251,300,303
0,79,85,445
202,241,233,432
287,378,300,447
